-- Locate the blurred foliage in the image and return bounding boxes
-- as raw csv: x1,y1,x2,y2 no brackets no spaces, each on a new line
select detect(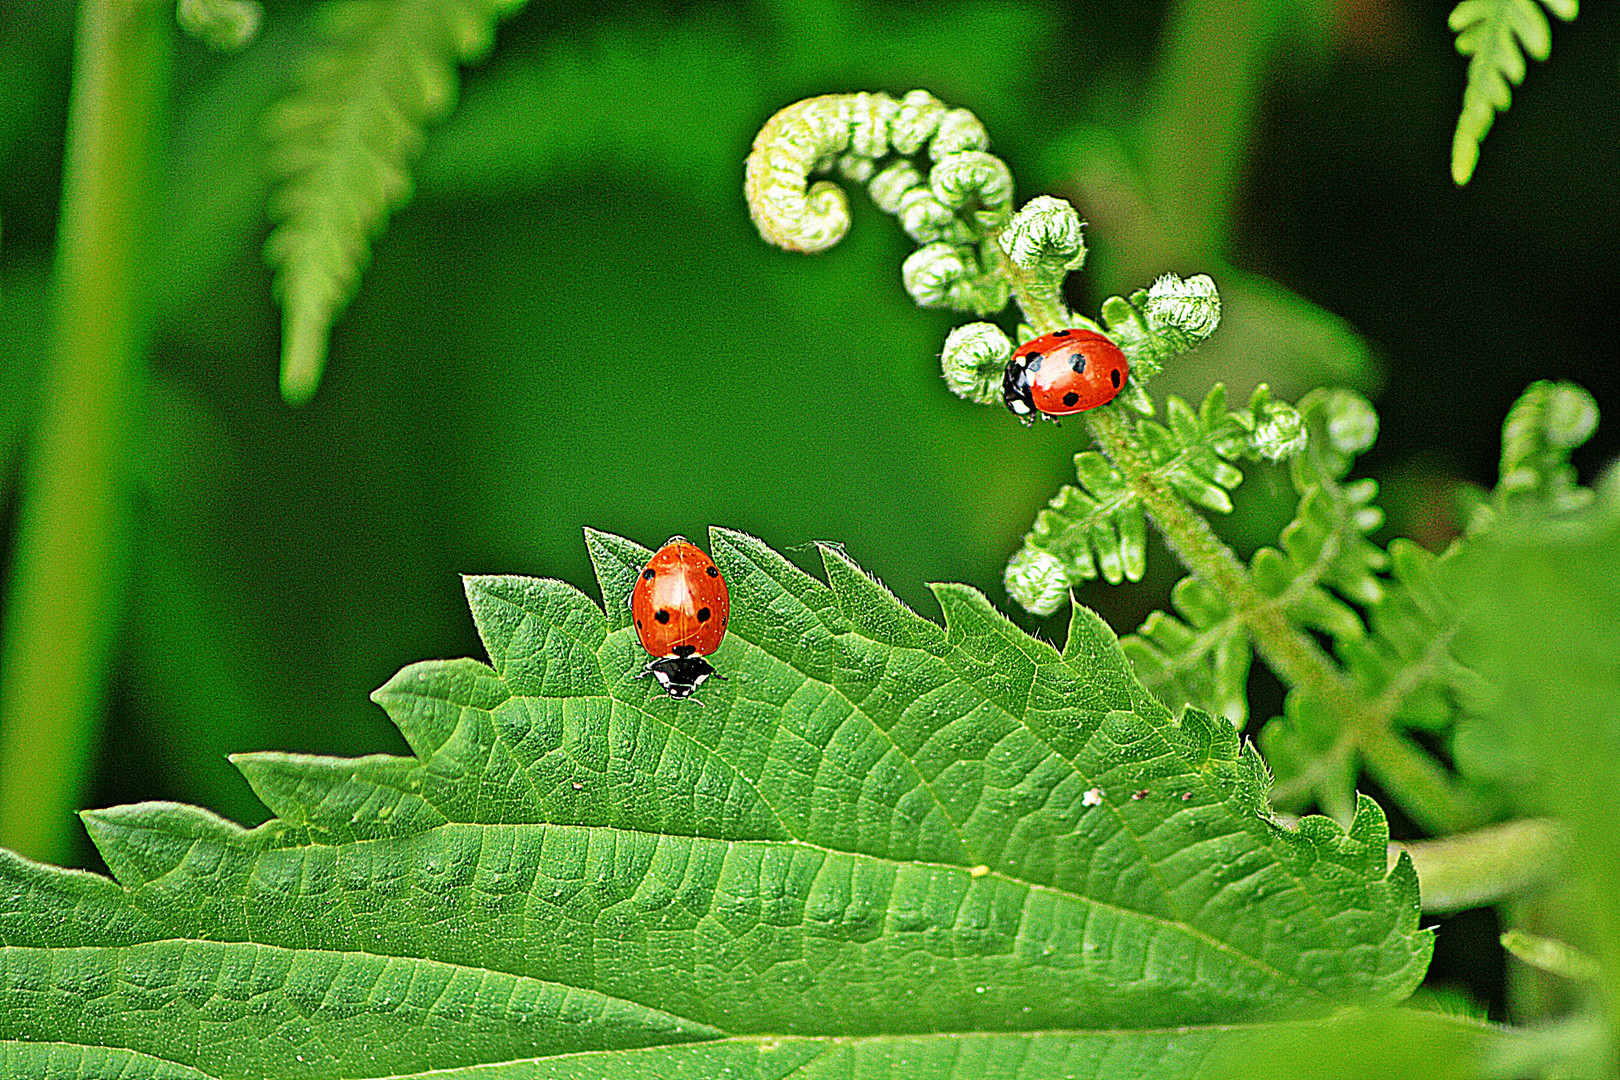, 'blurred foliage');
0,0,1615,1031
